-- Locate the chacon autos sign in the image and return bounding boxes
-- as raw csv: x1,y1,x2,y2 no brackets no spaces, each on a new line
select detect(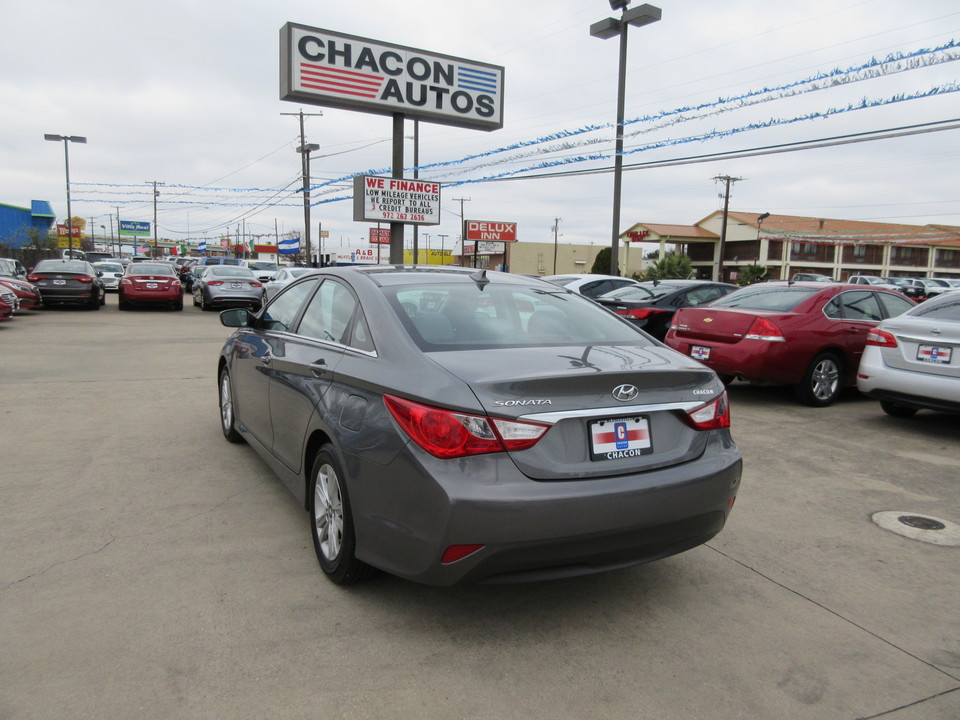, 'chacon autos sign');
280,23,504,131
